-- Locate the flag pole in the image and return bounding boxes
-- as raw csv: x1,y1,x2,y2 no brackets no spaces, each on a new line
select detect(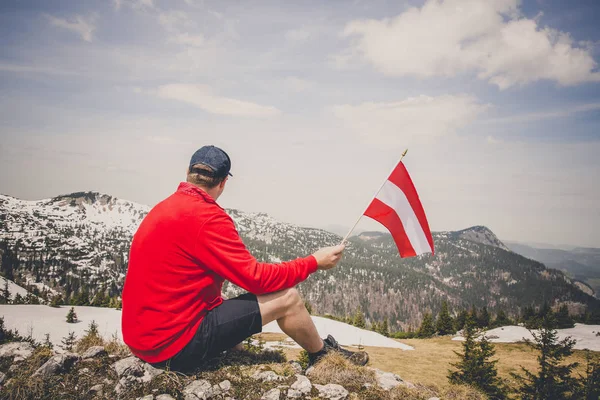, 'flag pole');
340,149,408,245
